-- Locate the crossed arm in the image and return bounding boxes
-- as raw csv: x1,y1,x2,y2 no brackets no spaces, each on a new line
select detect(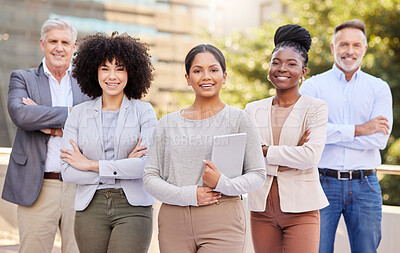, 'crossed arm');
330,115,391,150
264,102,328,173
7,70,70,132
21,97,66,136
300,79,392,150
60,104,156,185
262,129,310,172
60,138,148,173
